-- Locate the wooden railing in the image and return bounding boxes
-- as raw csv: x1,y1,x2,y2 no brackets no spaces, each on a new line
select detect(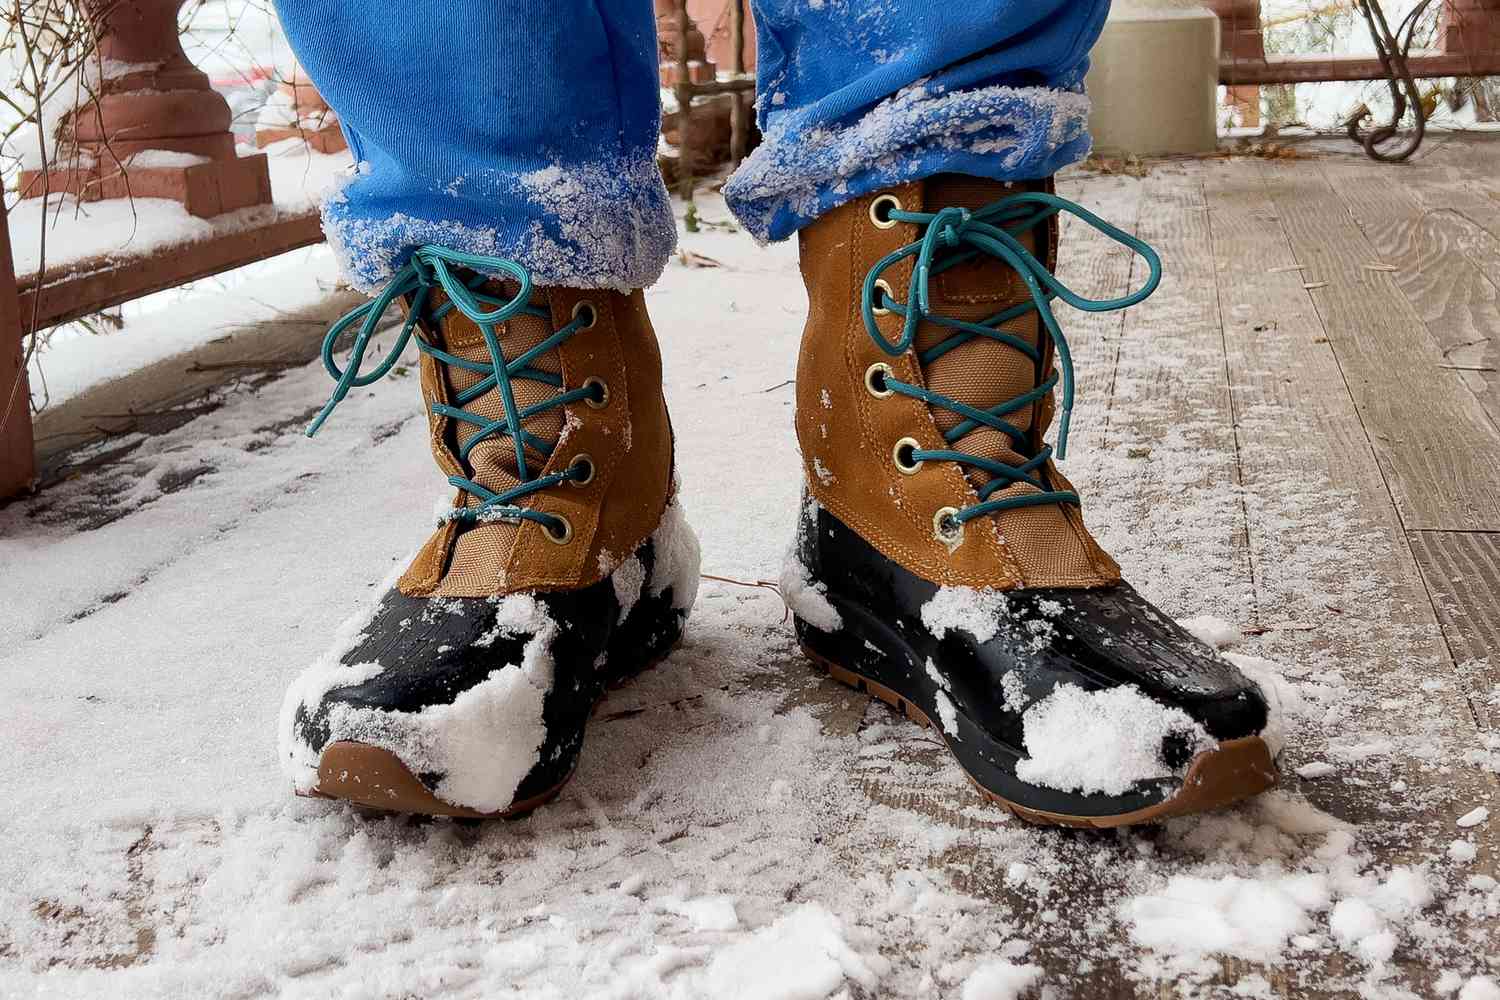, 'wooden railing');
657,0,755,187
1,203,29,496
1,0,342,498
1206,0,1500,123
